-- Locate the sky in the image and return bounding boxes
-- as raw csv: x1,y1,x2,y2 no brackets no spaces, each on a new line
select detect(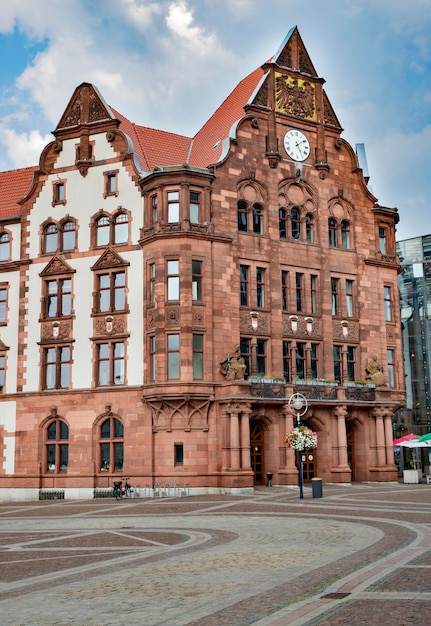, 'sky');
0,0,430,242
